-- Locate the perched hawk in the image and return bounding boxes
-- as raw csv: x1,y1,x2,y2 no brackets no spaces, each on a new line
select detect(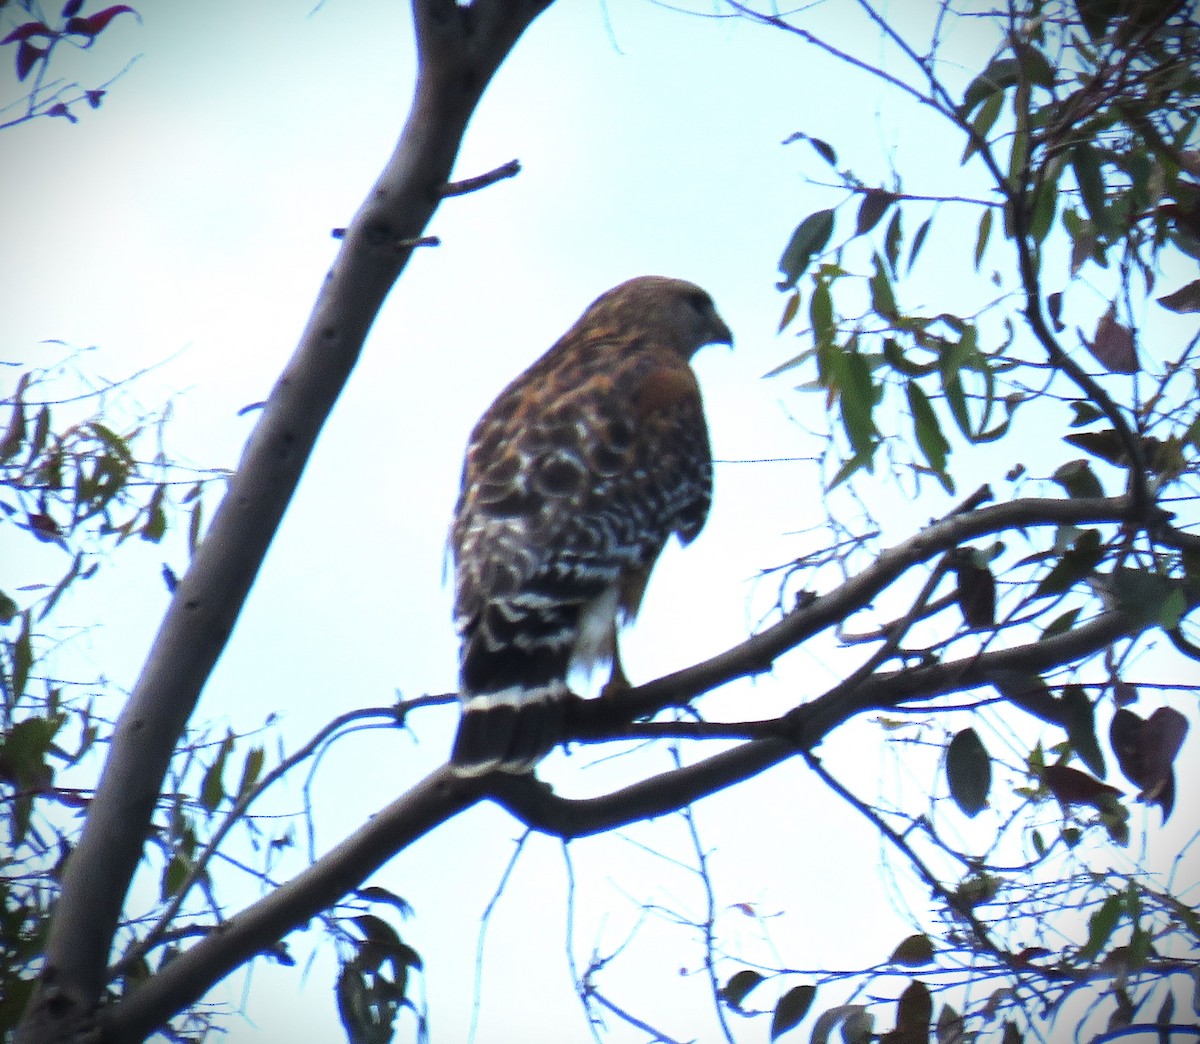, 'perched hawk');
450,276,733,776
